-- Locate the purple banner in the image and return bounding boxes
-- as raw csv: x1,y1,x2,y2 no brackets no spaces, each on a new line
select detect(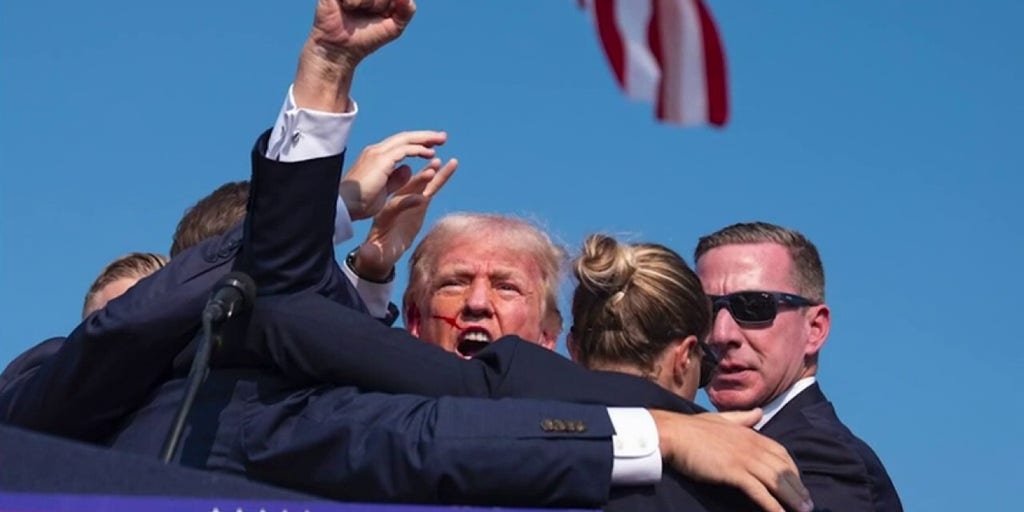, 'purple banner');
0,492,596,512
